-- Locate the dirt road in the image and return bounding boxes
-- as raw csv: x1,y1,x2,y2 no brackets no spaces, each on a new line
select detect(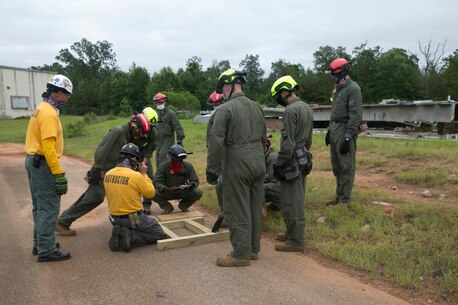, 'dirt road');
0,143,416,305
